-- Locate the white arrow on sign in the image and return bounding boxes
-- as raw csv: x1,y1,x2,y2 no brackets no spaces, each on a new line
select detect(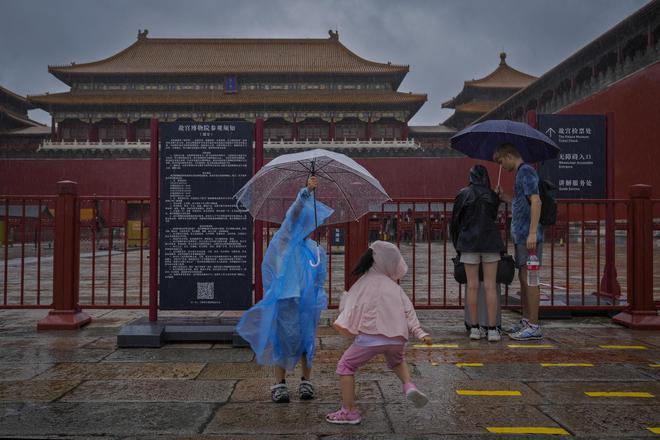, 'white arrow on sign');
545,128,556,138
